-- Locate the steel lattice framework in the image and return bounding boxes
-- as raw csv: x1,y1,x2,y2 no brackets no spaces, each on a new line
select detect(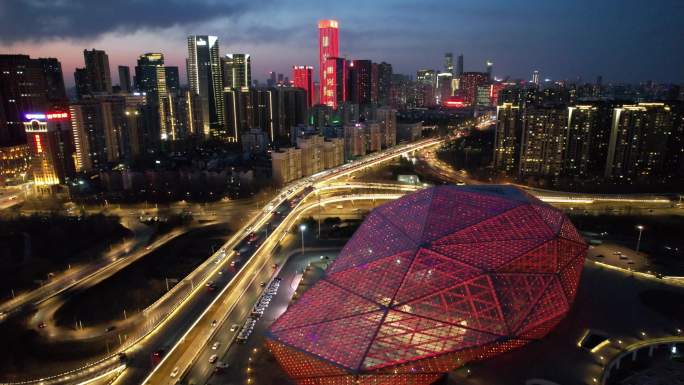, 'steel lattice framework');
267,185,587,385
